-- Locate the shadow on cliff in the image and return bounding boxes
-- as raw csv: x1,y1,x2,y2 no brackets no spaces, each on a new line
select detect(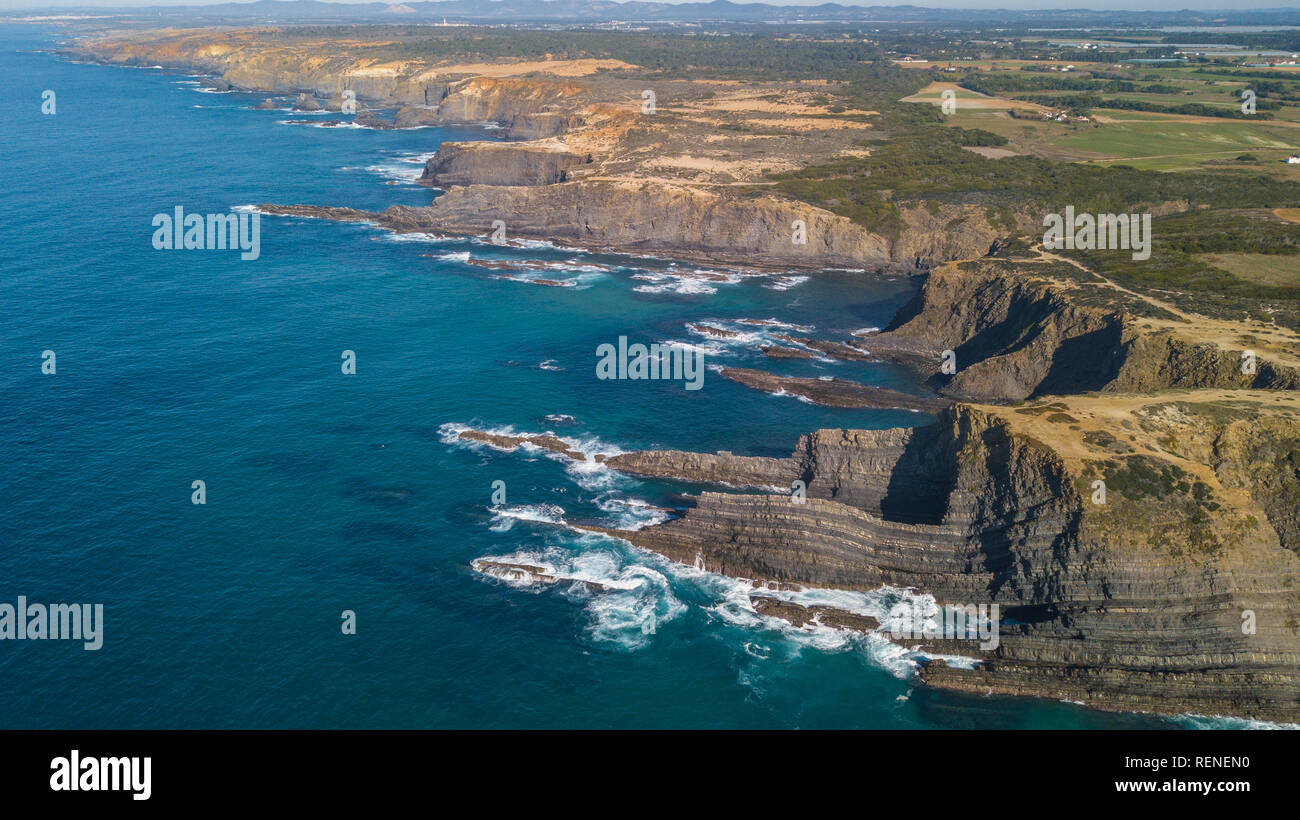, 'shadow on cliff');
881,416,1078,627
968,423,1078,624
919,299,1125,399
879,424,956,525
1031,321,1126,397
